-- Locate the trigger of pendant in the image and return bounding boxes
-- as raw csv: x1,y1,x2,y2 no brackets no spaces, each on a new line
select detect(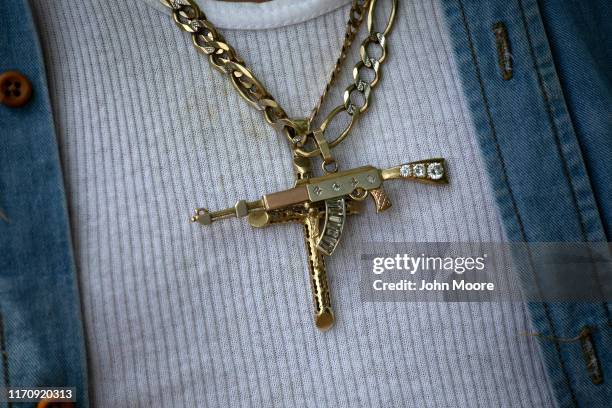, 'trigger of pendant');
313,129,338,174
